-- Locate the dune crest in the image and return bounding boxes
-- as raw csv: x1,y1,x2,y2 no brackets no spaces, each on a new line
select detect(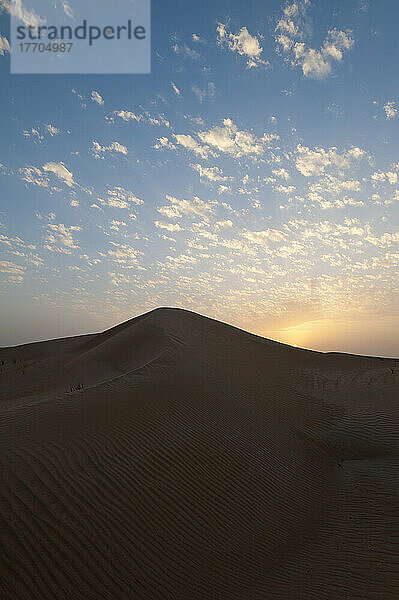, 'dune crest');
1,308,398,599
